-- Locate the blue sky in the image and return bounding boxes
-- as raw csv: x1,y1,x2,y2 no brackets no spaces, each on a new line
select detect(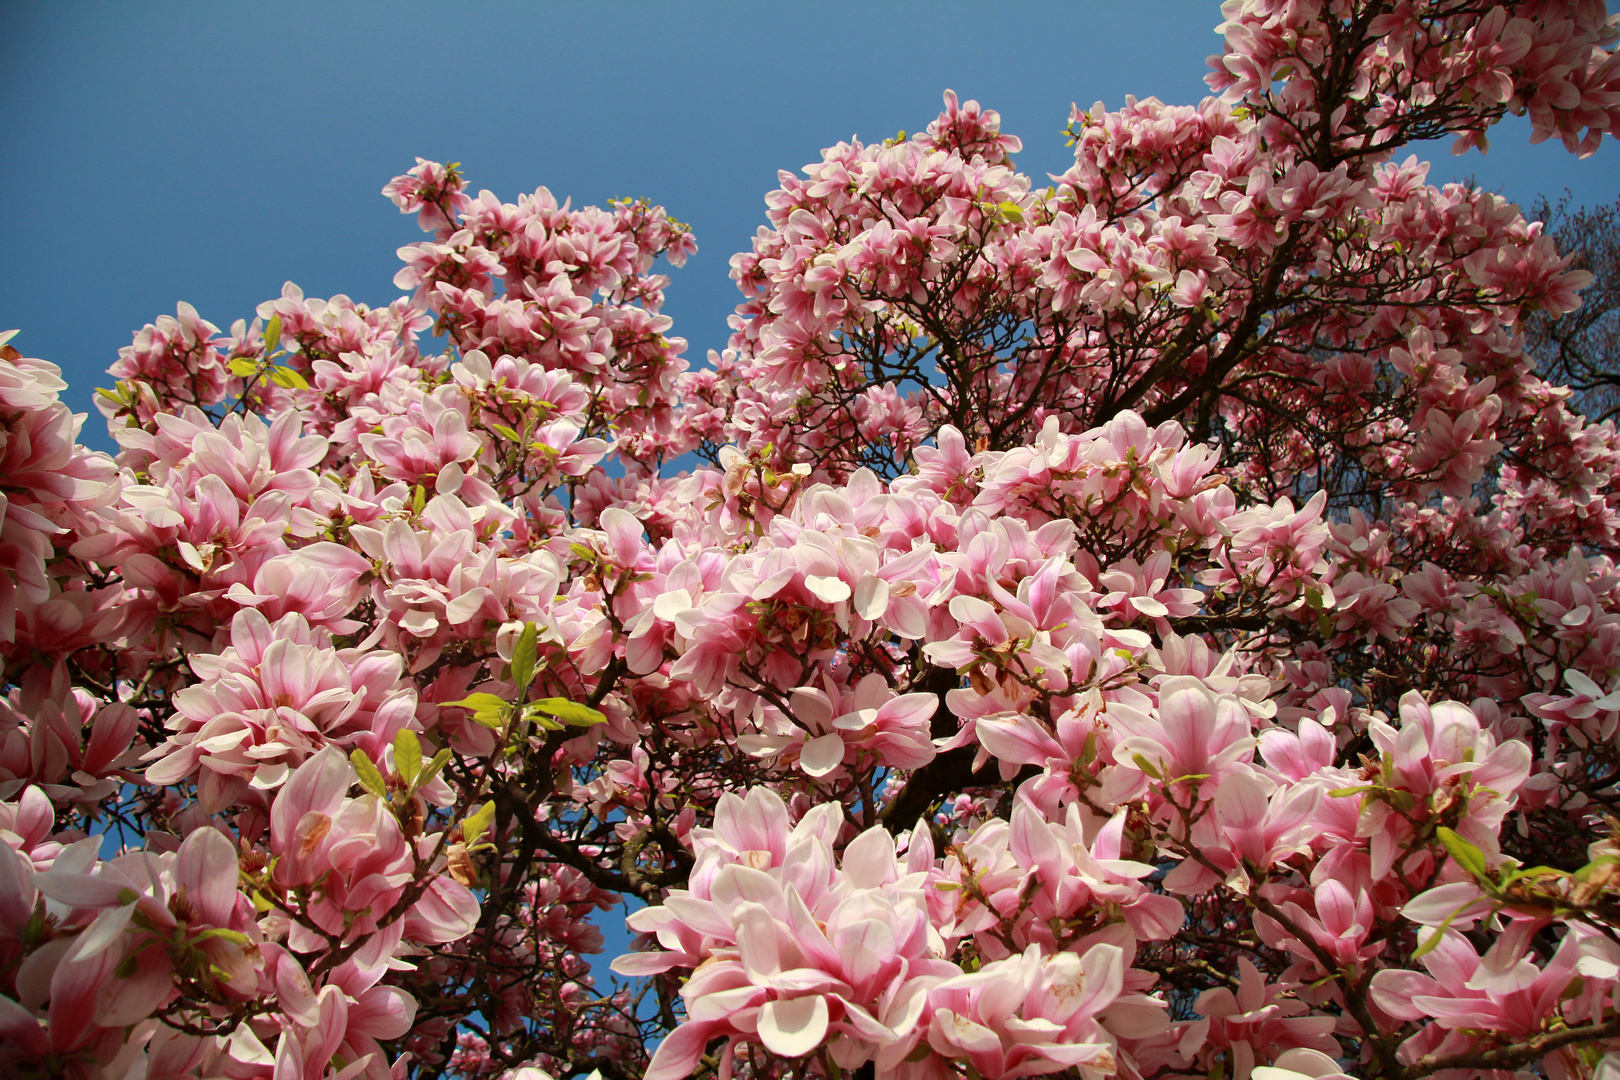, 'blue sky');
3,0,1617,455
